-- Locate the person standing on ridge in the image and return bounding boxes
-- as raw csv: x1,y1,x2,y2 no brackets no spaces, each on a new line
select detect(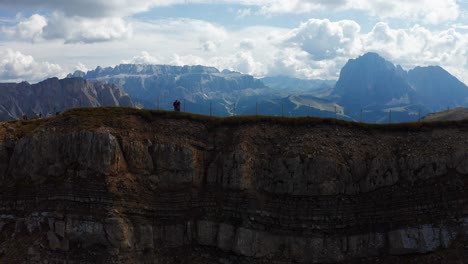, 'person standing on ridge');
173,100,181,111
